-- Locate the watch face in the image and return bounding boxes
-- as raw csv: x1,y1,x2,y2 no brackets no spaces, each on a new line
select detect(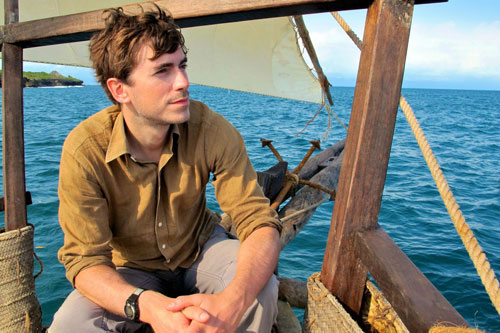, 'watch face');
124,302,136,320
